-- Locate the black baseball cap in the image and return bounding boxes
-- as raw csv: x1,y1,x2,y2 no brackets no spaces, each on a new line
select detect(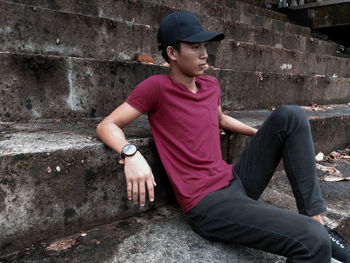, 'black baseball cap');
157,10,225,50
